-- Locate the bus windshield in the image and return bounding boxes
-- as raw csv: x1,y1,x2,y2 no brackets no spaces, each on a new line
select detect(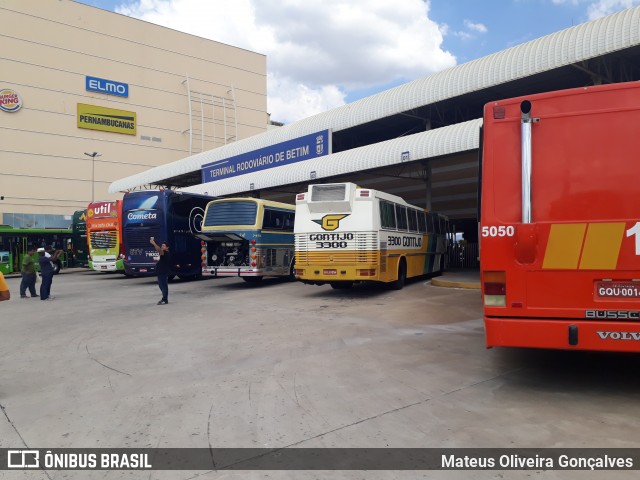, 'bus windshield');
204,200,257,227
